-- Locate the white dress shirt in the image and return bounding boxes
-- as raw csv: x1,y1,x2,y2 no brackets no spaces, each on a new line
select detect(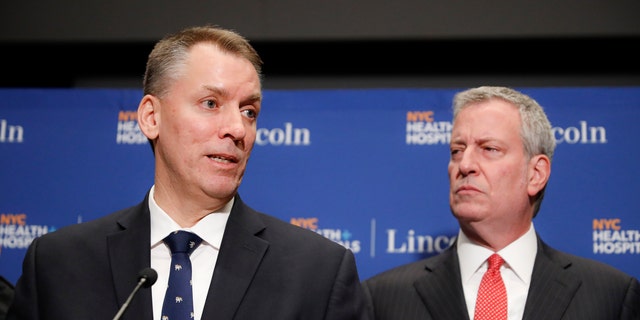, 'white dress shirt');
148,185,230,320
457,223,538,320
